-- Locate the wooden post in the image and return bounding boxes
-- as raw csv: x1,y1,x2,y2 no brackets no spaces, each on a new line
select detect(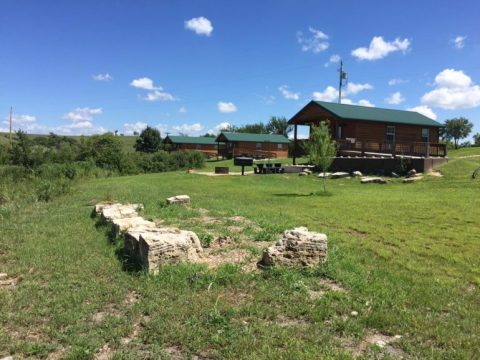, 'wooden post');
426,142,430,158
293,124,298,165
9,107,13,150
